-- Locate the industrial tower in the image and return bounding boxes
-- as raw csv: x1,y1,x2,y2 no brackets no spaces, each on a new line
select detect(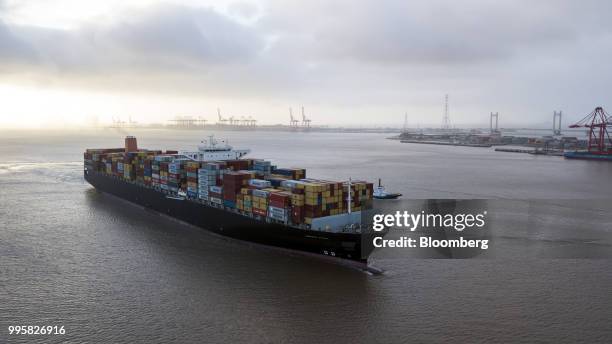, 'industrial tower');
490,112,499,134
442,94,451,130
553,111,562,136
